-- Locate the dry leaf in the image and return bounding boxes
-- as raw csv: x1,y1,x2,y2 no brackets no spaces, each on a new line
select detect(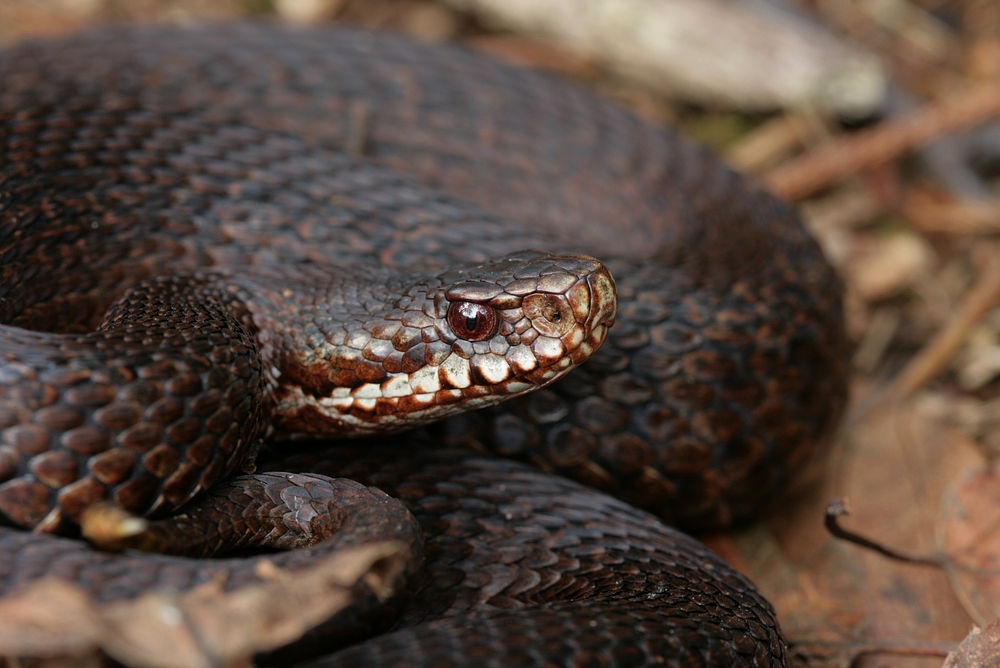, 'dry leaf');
273,0,344,23
939,468,1000,625
944,621,1000,668
0,541,408,668
729,390,979,666
0,580,104,657
955,324,1000,391
849,231,935,302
